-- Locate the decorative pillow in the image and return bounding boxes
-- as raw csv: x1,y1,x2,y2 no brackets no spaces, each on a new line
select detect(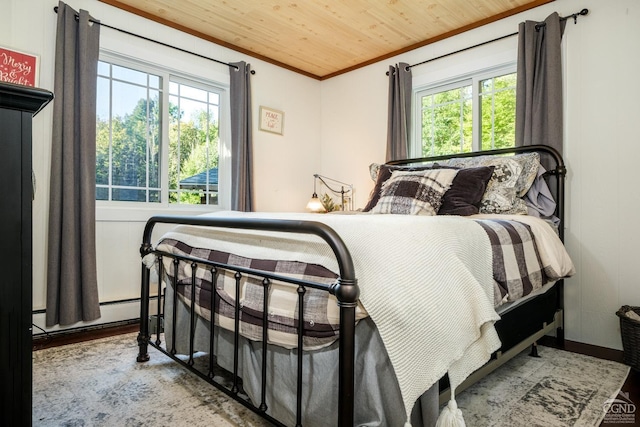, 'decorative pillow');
363,164,436,212
441,152,540,215
369,162,383,182
437,166,494,216
370,168,458,215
